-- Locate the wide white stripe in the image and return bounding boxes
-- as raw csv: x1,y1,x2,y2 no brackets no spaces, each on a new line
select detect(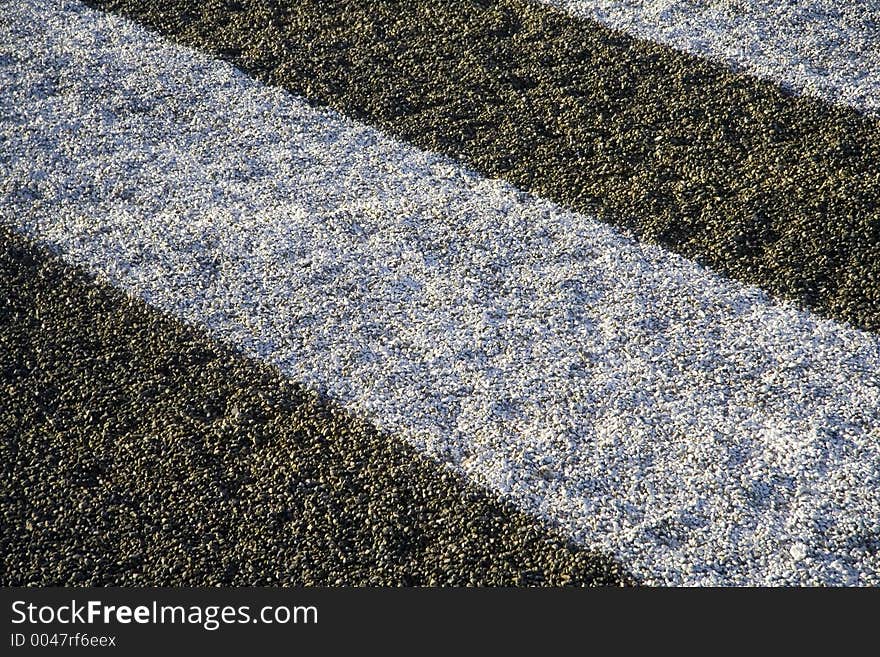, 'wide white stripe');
540,0,880,115
3,0,880,585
